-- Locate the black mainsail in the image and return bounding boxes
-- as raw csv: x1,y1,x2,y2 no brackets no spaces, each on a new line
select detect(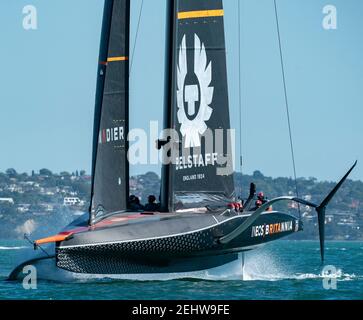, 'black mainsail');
162,0,235,211
90,0,130,224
